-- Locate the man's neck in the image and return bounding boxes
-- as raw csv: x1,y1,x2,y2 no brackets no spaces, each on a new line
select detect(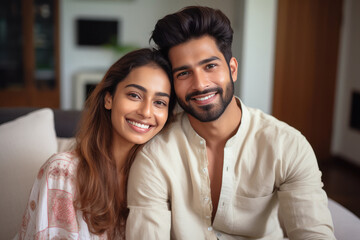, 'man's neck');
187,97,242,147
